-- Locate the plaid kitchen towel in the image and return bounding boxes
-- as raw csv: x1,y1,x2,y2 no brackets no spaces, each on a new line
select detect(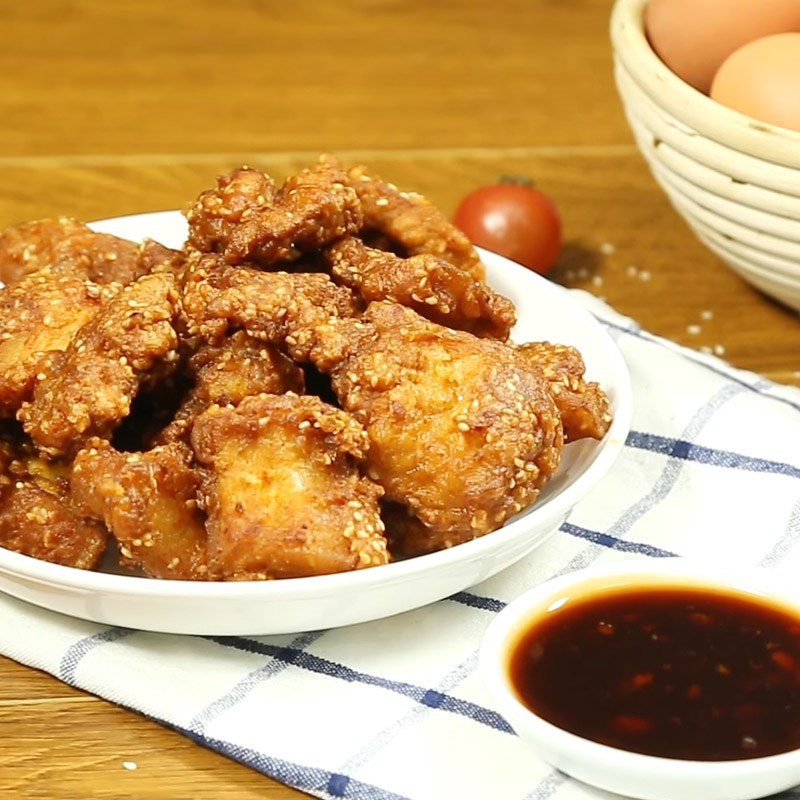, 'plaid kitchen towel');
1,290,799,800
